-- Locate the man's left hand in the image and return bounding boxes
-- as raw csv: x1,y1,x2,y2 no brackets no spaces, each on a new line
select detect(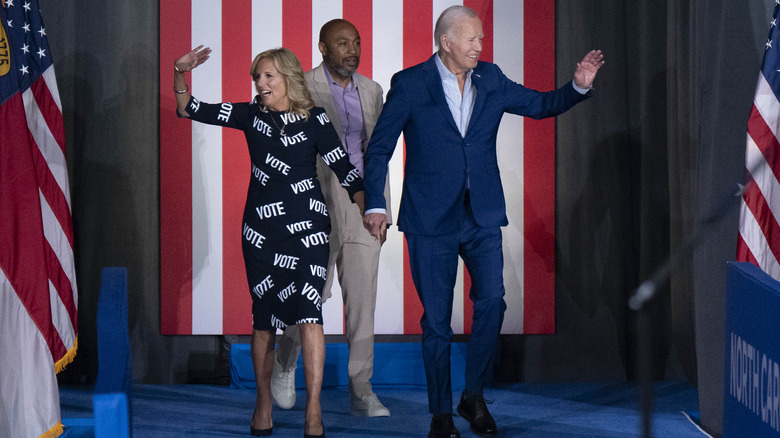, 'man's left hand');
573,49,605,89
363,212,387,243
